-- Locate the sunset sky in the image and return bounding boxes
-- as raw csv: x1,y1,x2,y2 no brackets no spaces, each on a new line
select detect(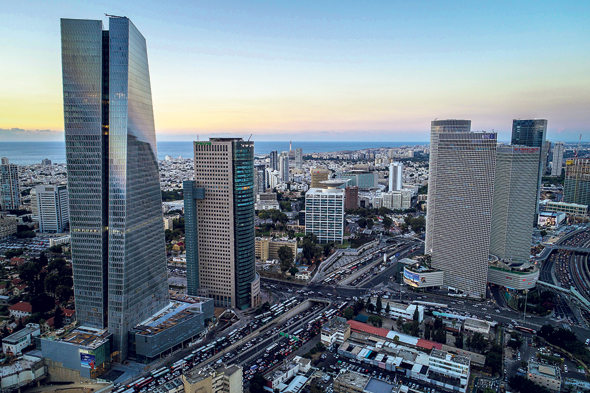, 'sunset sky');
1,0,589,142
